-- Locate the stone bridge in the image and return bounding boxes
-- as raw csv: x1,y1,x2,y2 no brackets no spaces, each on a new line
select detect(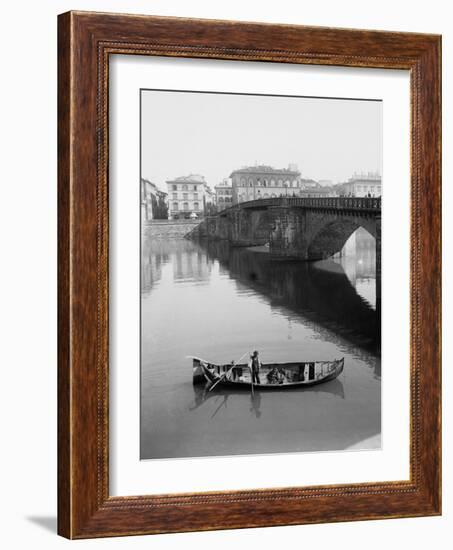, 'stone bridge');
189,197,381,262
